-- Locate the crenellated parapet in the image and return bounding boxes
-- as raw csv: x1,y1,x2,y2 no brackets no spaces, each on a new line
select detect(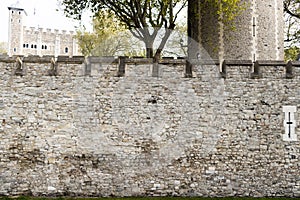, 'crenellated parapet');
0,55,299,80
23,26,76,36
8,7,80,57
